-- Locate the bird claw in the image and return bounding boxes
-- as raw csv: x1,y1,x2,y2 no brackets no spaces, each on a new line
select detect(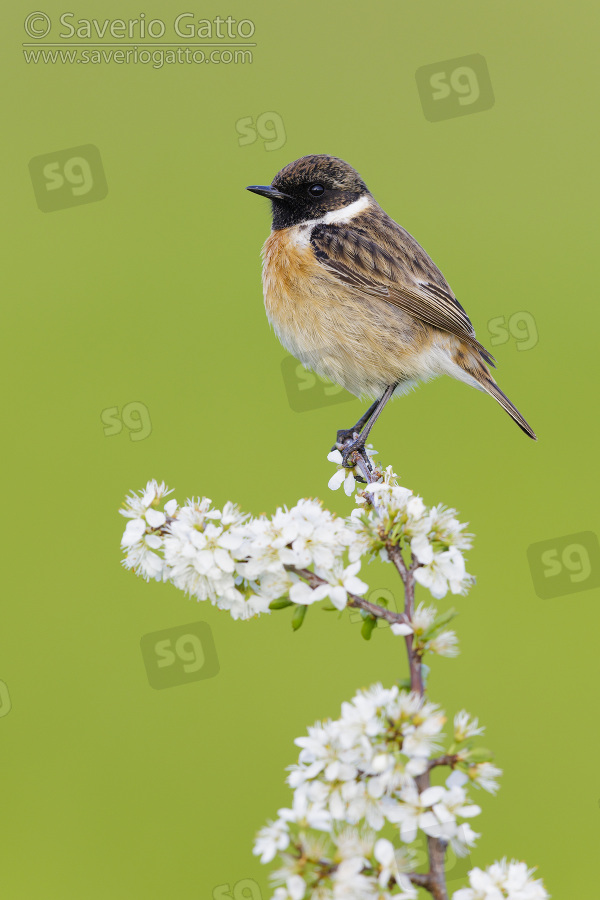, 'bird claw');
341,438,366,469
331,428,359,453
